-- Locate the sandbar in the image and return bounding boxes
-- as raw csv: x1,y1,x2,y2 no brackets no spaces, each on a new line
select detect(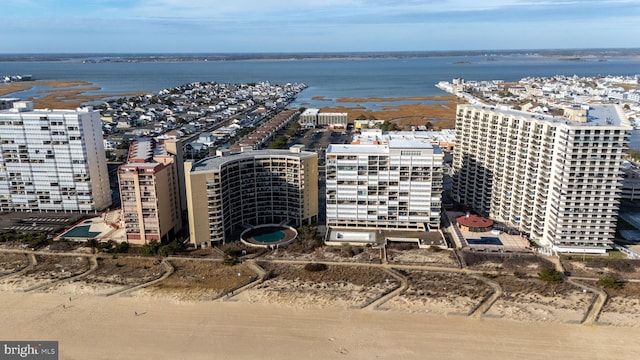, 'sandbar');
0,80,147,109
